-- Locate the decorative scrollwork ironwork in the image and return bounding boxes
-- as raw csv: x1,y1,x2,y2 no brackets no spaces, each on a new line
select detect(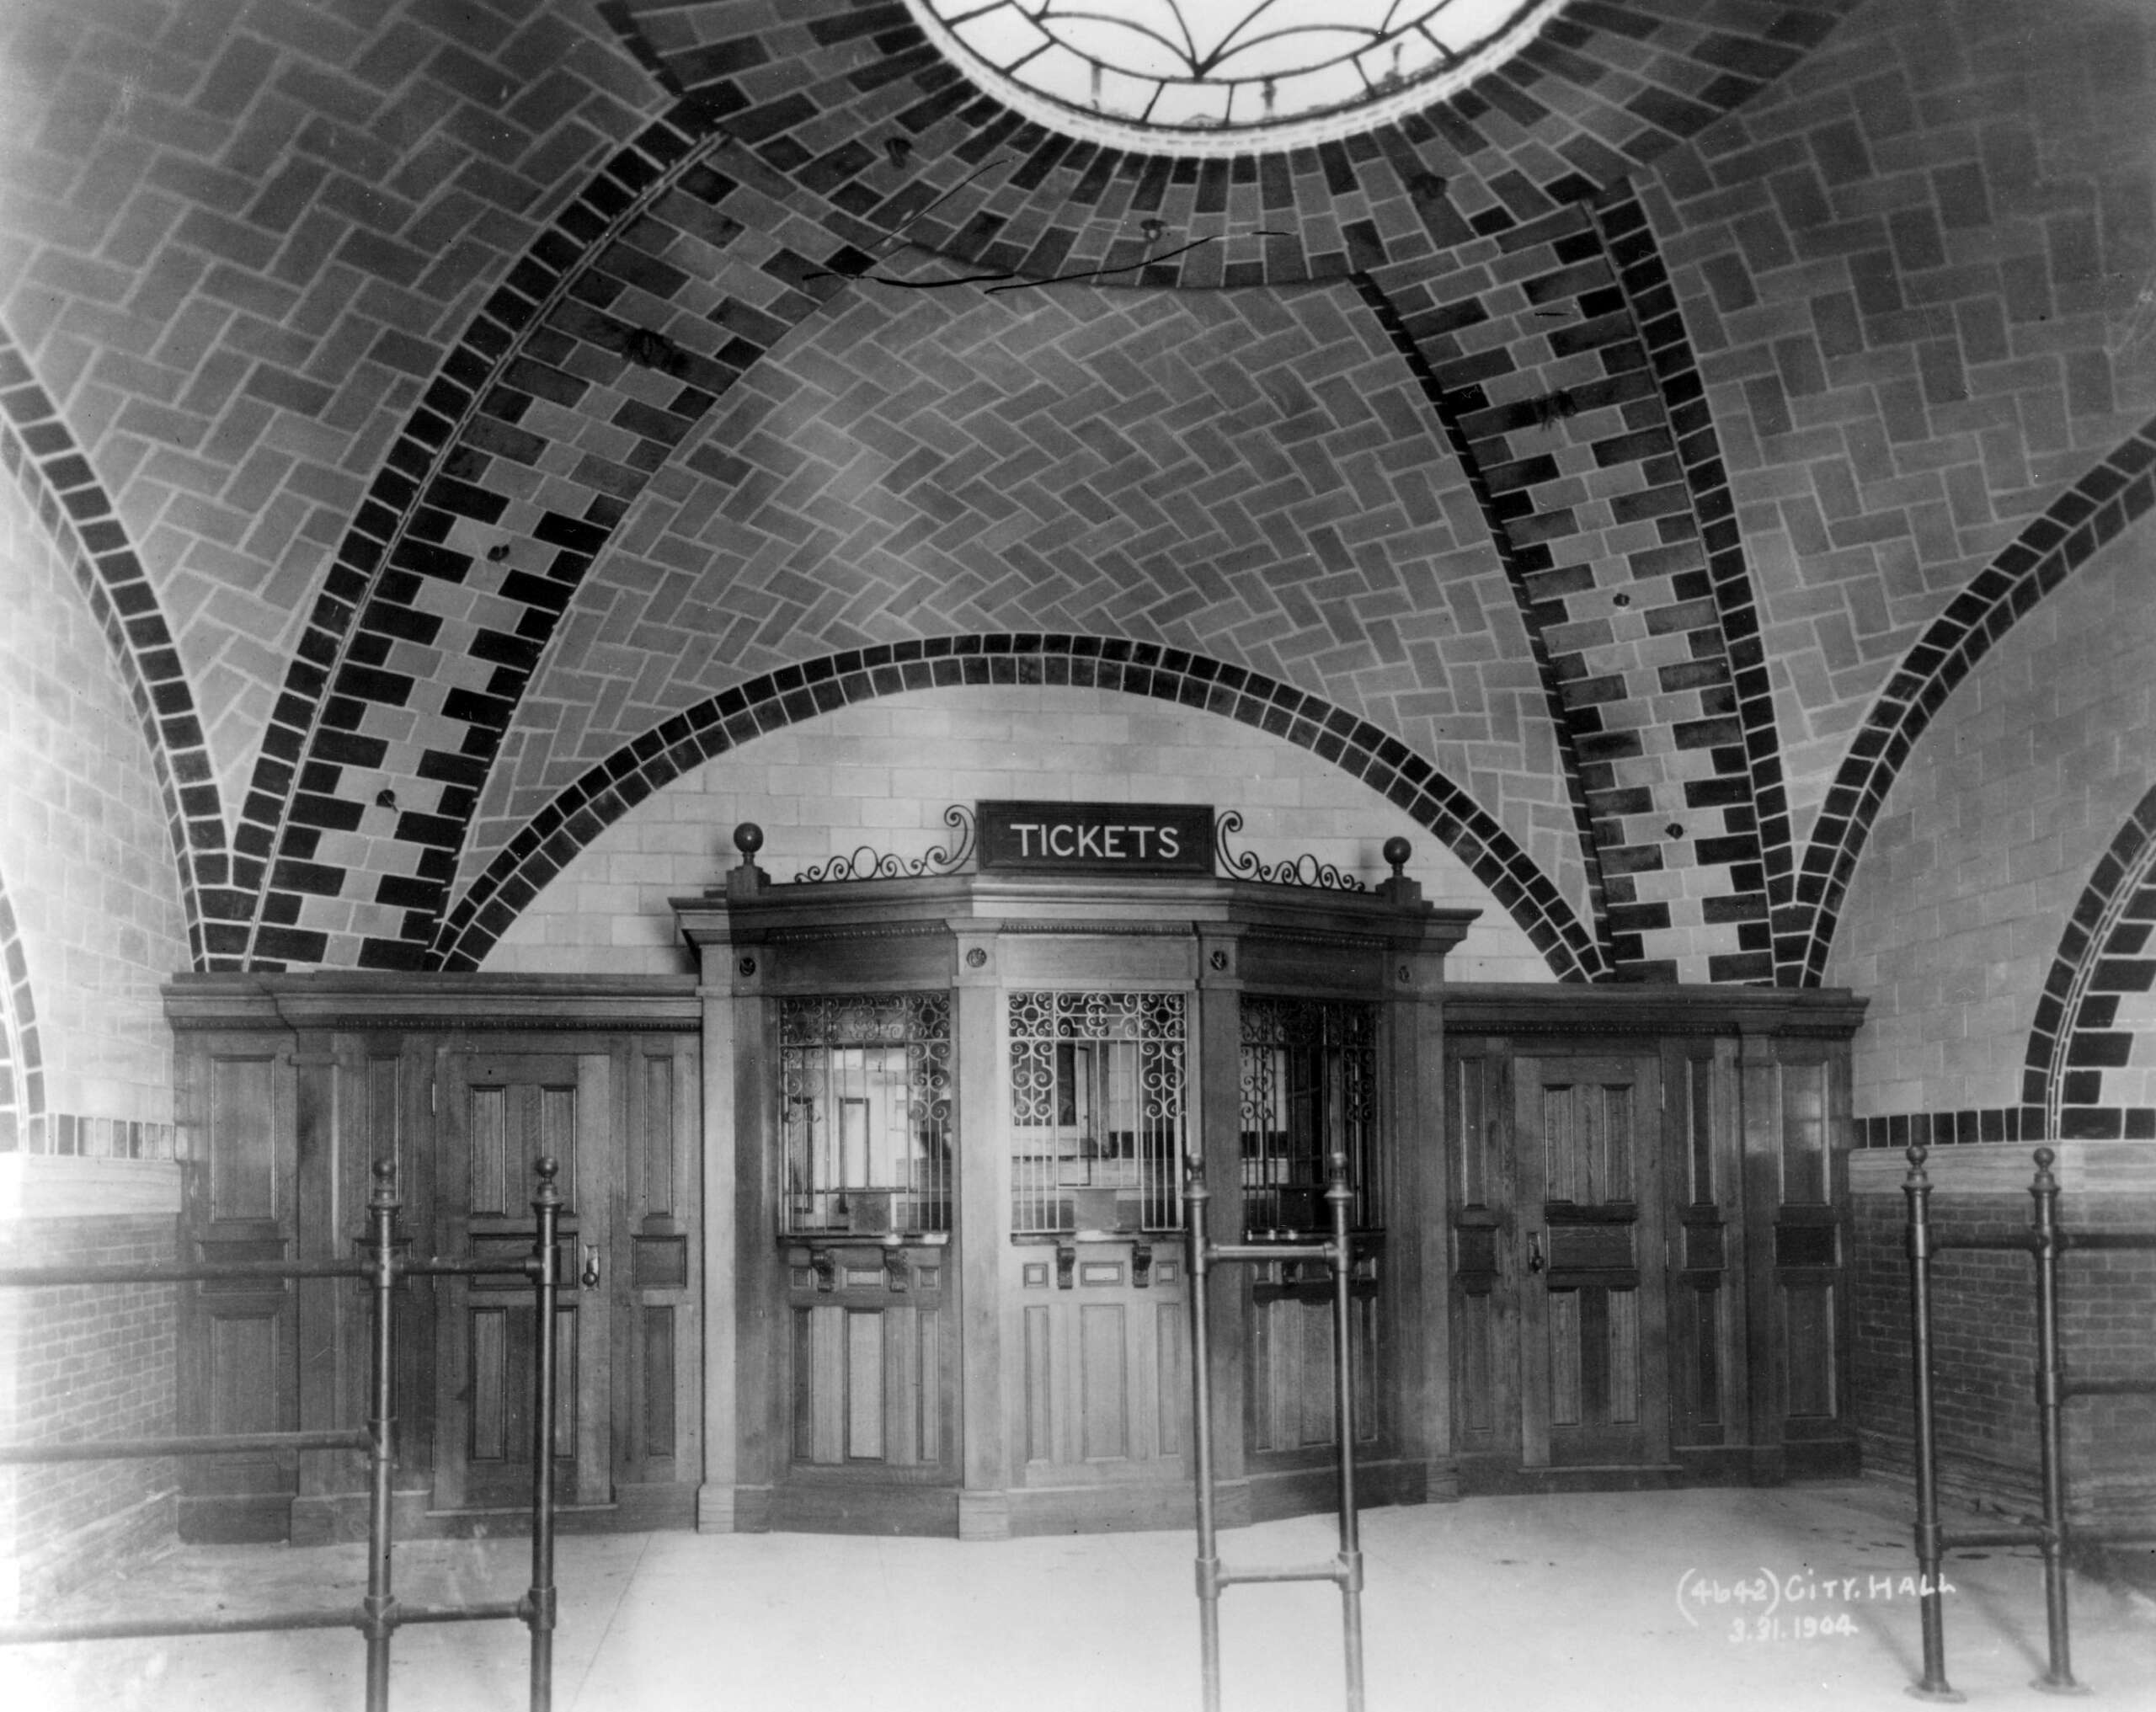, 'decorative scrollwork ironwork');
792,804,975,883
1214,809,1368,893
